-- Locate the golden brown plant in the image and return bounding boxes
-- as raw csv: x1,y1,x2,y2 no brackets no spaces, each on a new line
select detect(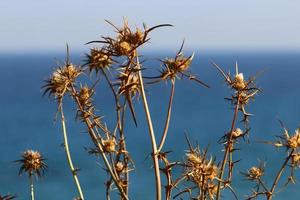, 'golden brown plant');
16,150,47,200
16,150,47,177
39,19,300,200
212,61,260,200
